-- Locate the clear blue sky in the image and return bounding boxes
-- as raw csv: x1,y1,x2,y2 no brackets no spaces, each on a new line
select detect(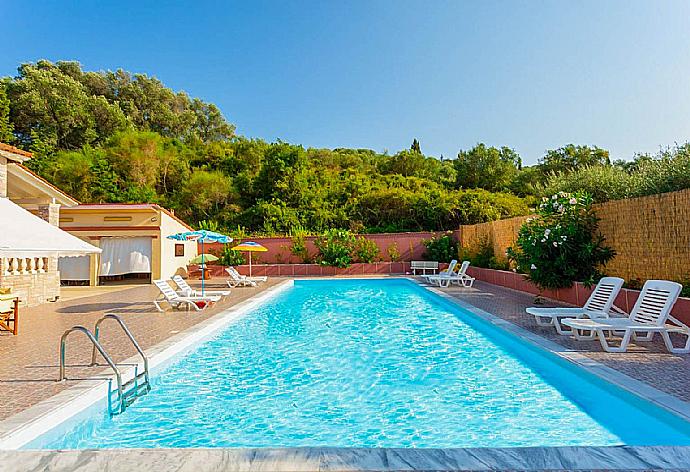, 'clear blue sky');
2,0,689,164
